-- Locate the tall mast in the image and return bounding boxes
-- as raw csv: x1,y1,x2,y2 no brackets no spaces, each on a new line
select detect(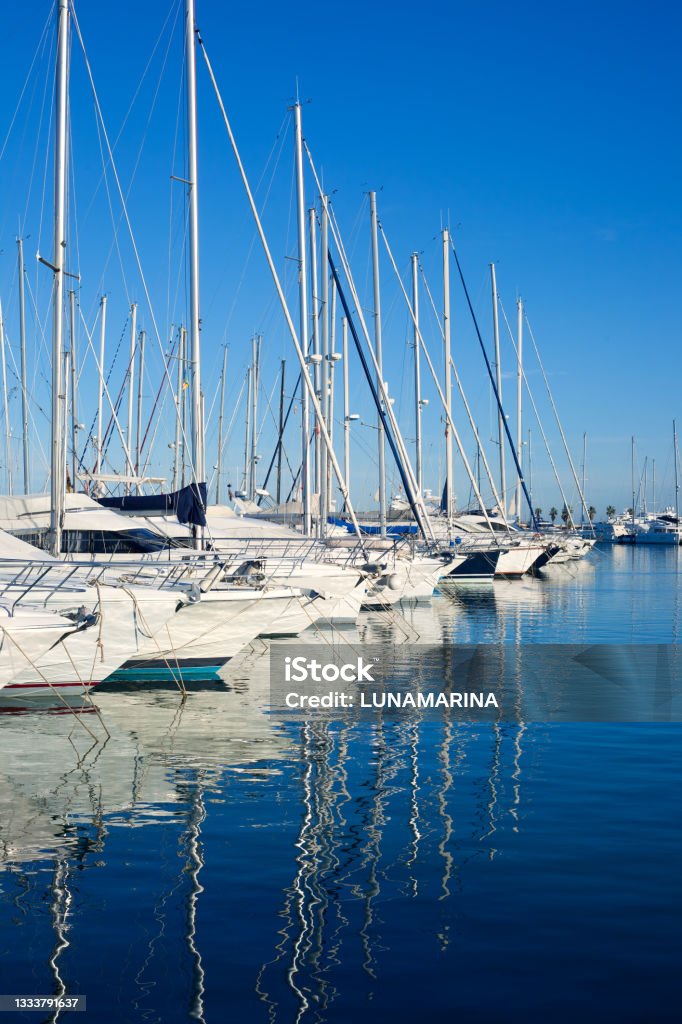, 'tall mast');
674,420,679,524
369,191,386,536
215,346,227,504
293,101,311,534
490,263,506,514
516,297,523,522
276,358,285,505
243,365,252,494
185,0,204,486
173,327,184,490
126,303,137,493
411,253,423,493
249,334,260,501
442,229,454,525
308,208,321,522
631,436,636,524
342,317,350,505
325,279,337,515
581,431,587,525
63,349,71,490
17,238,30,493
49,0,69,556
68,290,77,493
319,197,330,534
95,294,107,477
0,303,12,494
135,329,145,493
652,458,656,513
180,326,188,488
